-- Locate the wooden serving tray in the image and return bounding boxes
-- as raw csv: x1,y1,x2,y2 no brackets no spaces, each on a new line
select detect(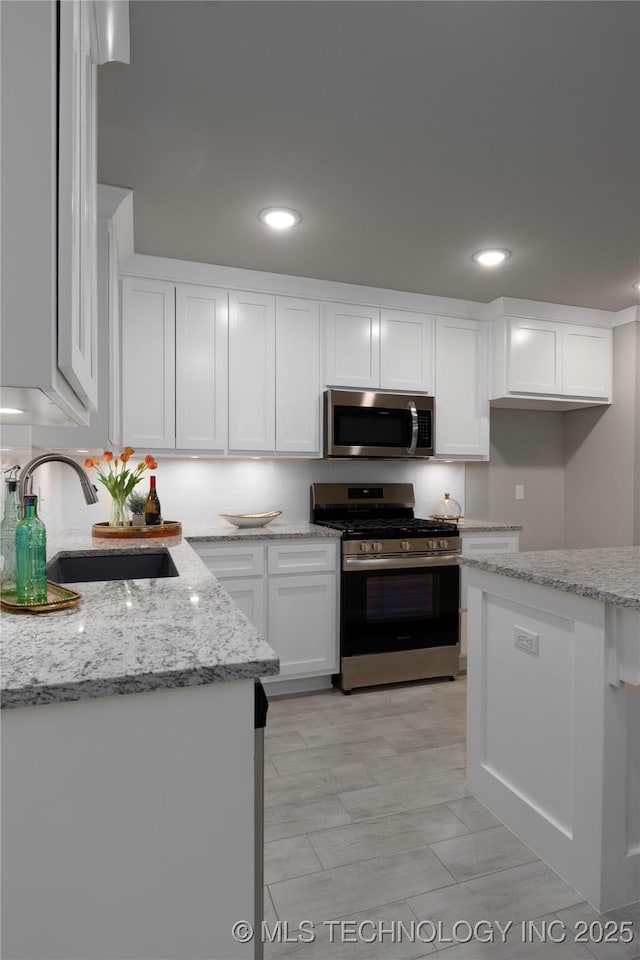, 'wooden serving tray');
92,521,182,540
1,581,82,613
